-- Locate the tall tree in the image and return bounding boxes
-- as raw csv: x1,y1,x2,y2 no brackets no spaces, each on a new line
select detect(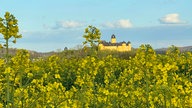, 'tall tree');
83,25,101,47
0,12,22,57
